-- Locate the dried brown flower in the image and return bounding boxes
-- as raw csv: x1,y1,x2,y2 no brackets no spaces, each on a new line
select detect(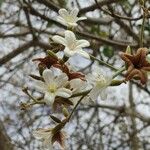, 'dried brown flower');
51,130,66,149
120,47,150,84
33,55,85,80
53,63,85,81
32,55,59,68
